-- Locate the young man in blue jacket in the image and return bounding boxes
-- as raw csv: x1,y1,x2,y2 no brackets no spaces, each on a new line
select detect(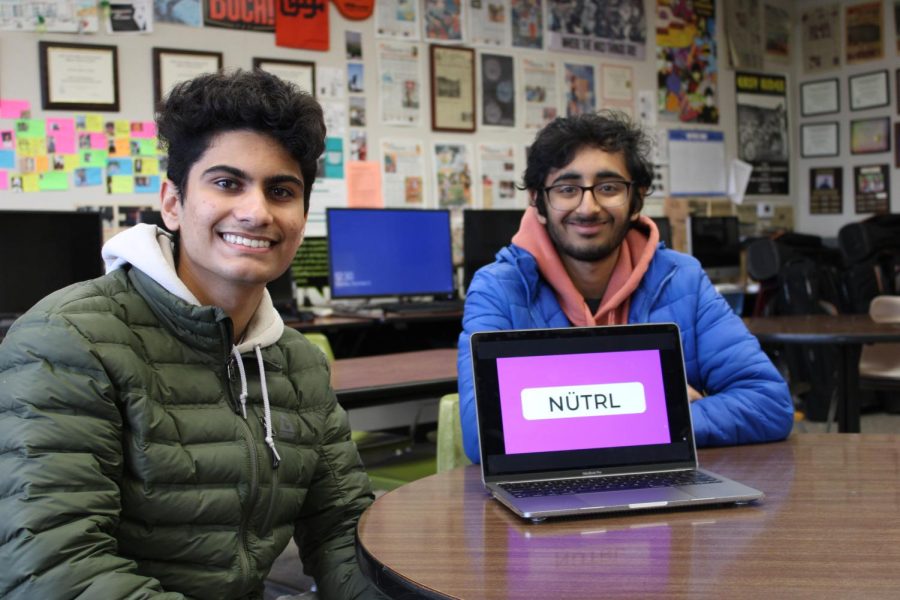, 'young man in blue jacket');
458,111,793,464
